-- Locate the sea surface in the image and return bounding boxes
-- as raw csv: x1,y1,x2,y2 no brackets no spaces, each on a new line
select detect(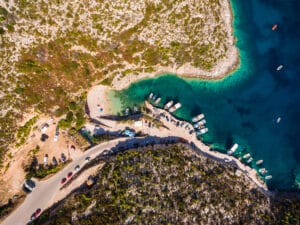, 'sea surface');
112,0,300,190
